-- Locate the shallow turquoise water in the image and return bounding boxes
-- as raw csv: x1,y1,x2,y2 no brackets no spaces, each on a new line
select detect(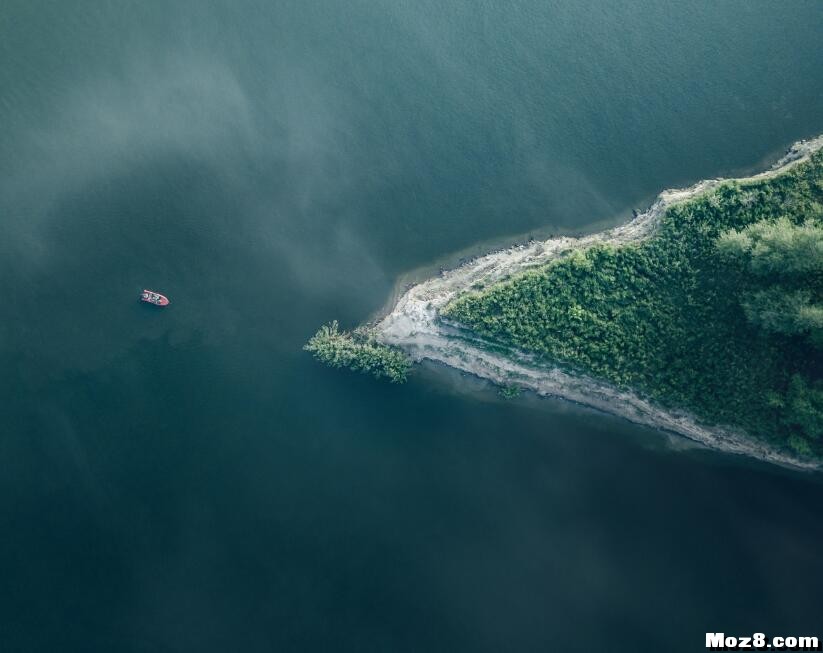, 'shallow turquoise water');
1,1,822,651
